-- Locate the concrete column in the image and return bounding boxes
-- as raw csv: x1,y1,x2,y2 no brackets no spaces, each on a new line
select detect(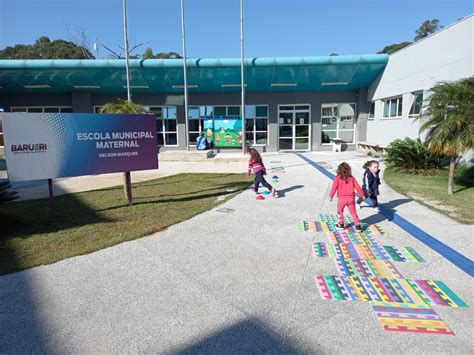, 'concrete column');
356,88,369,143
311,97,322,151
71,92,93,113
267,102,278,152
176,104,187,150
